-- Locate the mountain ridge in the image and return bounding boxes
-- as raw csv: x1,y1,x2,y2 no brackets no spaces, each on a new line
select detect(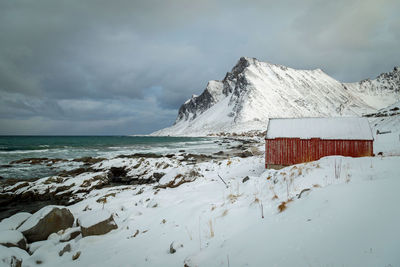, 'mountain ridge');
154,57,400,136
